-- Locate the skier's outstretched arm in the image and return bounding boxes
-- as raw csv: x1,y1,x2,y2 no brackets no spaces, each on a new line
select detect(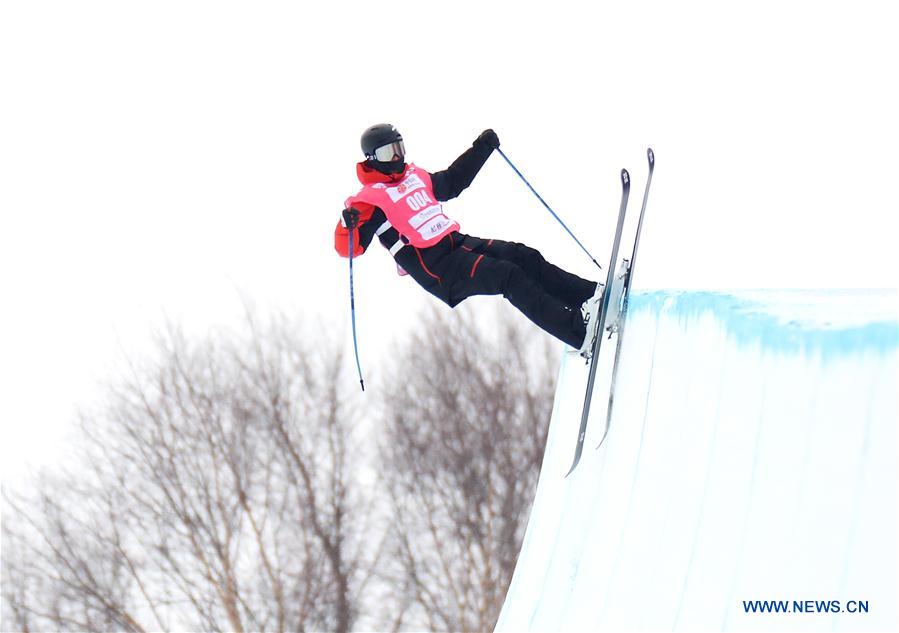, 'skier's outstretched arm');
431,129,499,202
